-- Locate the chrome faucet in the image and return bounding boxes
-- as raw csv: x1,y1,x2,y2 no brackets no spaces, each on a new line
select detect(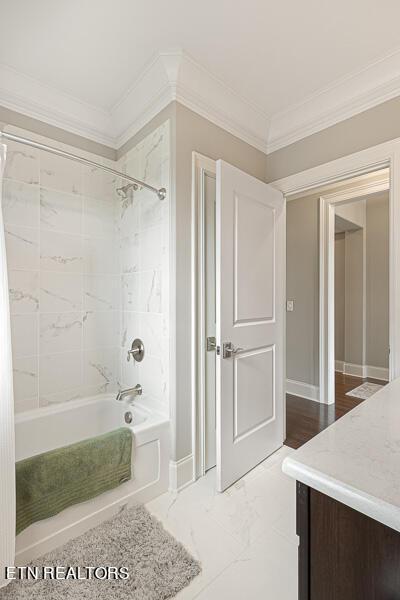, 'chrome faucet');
116,384,142,402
